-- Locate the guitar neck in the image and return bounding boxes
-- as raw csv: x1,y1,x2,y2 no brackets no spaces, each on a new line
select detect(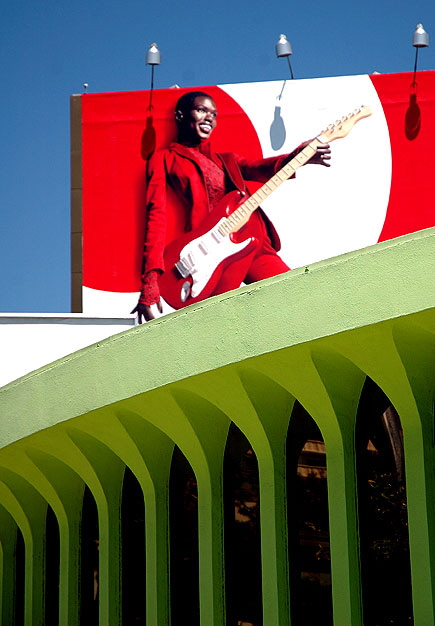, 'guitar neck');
218,137,323,236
